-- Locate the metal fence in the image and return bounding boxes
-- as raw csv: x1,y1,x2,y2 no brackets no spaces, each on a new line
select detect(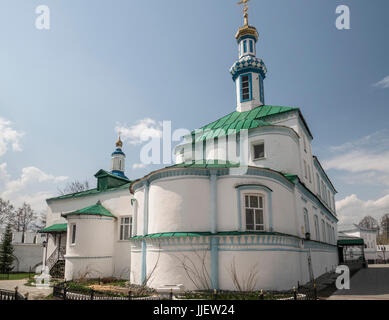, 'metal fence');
52,282,165,301
0,267,35,280
52,282,317,301
0,287,27,300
